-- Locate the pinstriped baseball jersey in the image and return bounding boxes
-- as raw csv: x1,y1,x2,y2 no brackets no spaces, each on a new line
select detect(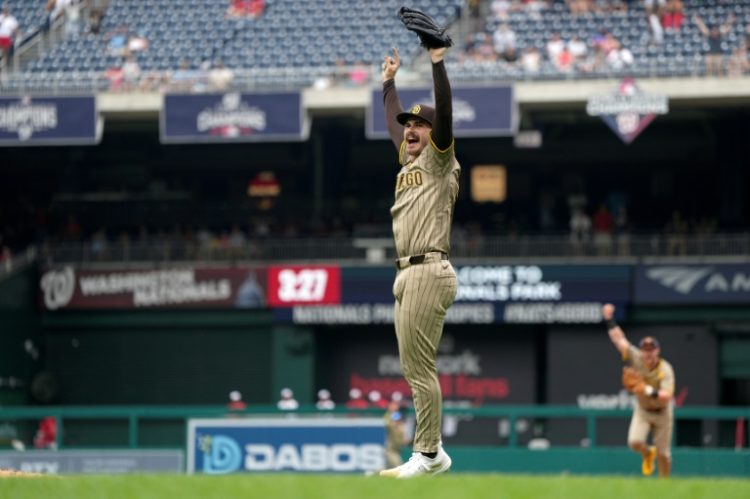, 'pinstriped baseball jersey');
625,345,675,411
391,137,460,258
